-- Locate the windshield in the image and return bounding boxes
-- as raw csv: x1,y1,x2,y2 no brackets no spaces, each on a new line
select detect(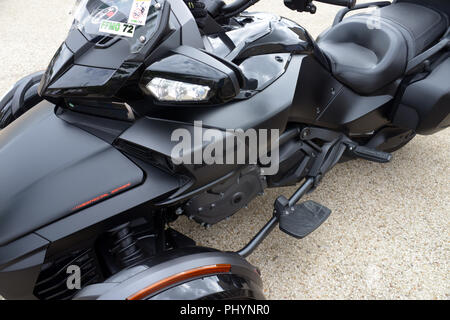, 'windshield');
71,0,164,54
